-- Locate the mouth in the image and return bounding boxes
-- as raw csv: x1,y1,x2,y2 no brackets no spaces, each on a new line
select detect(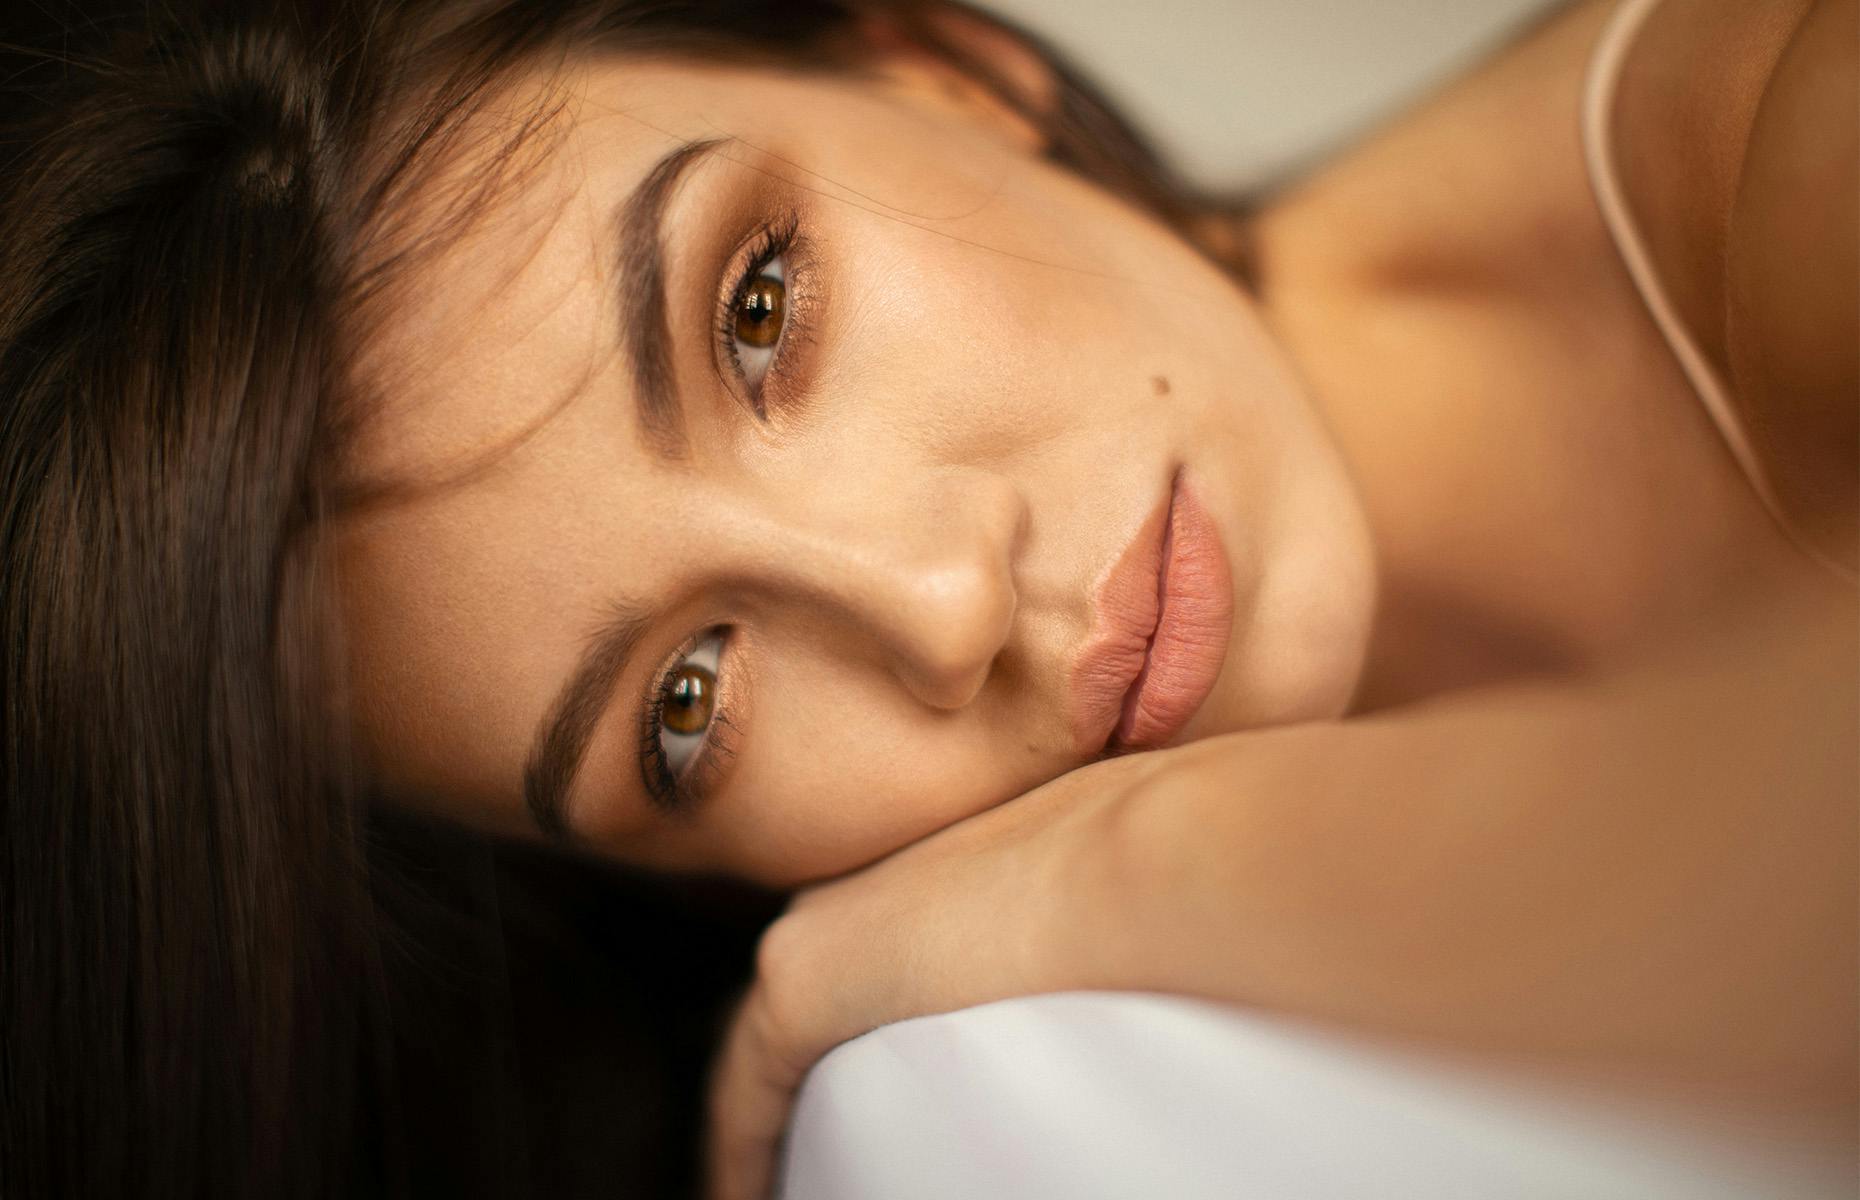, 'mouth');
1068,469,1234,756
